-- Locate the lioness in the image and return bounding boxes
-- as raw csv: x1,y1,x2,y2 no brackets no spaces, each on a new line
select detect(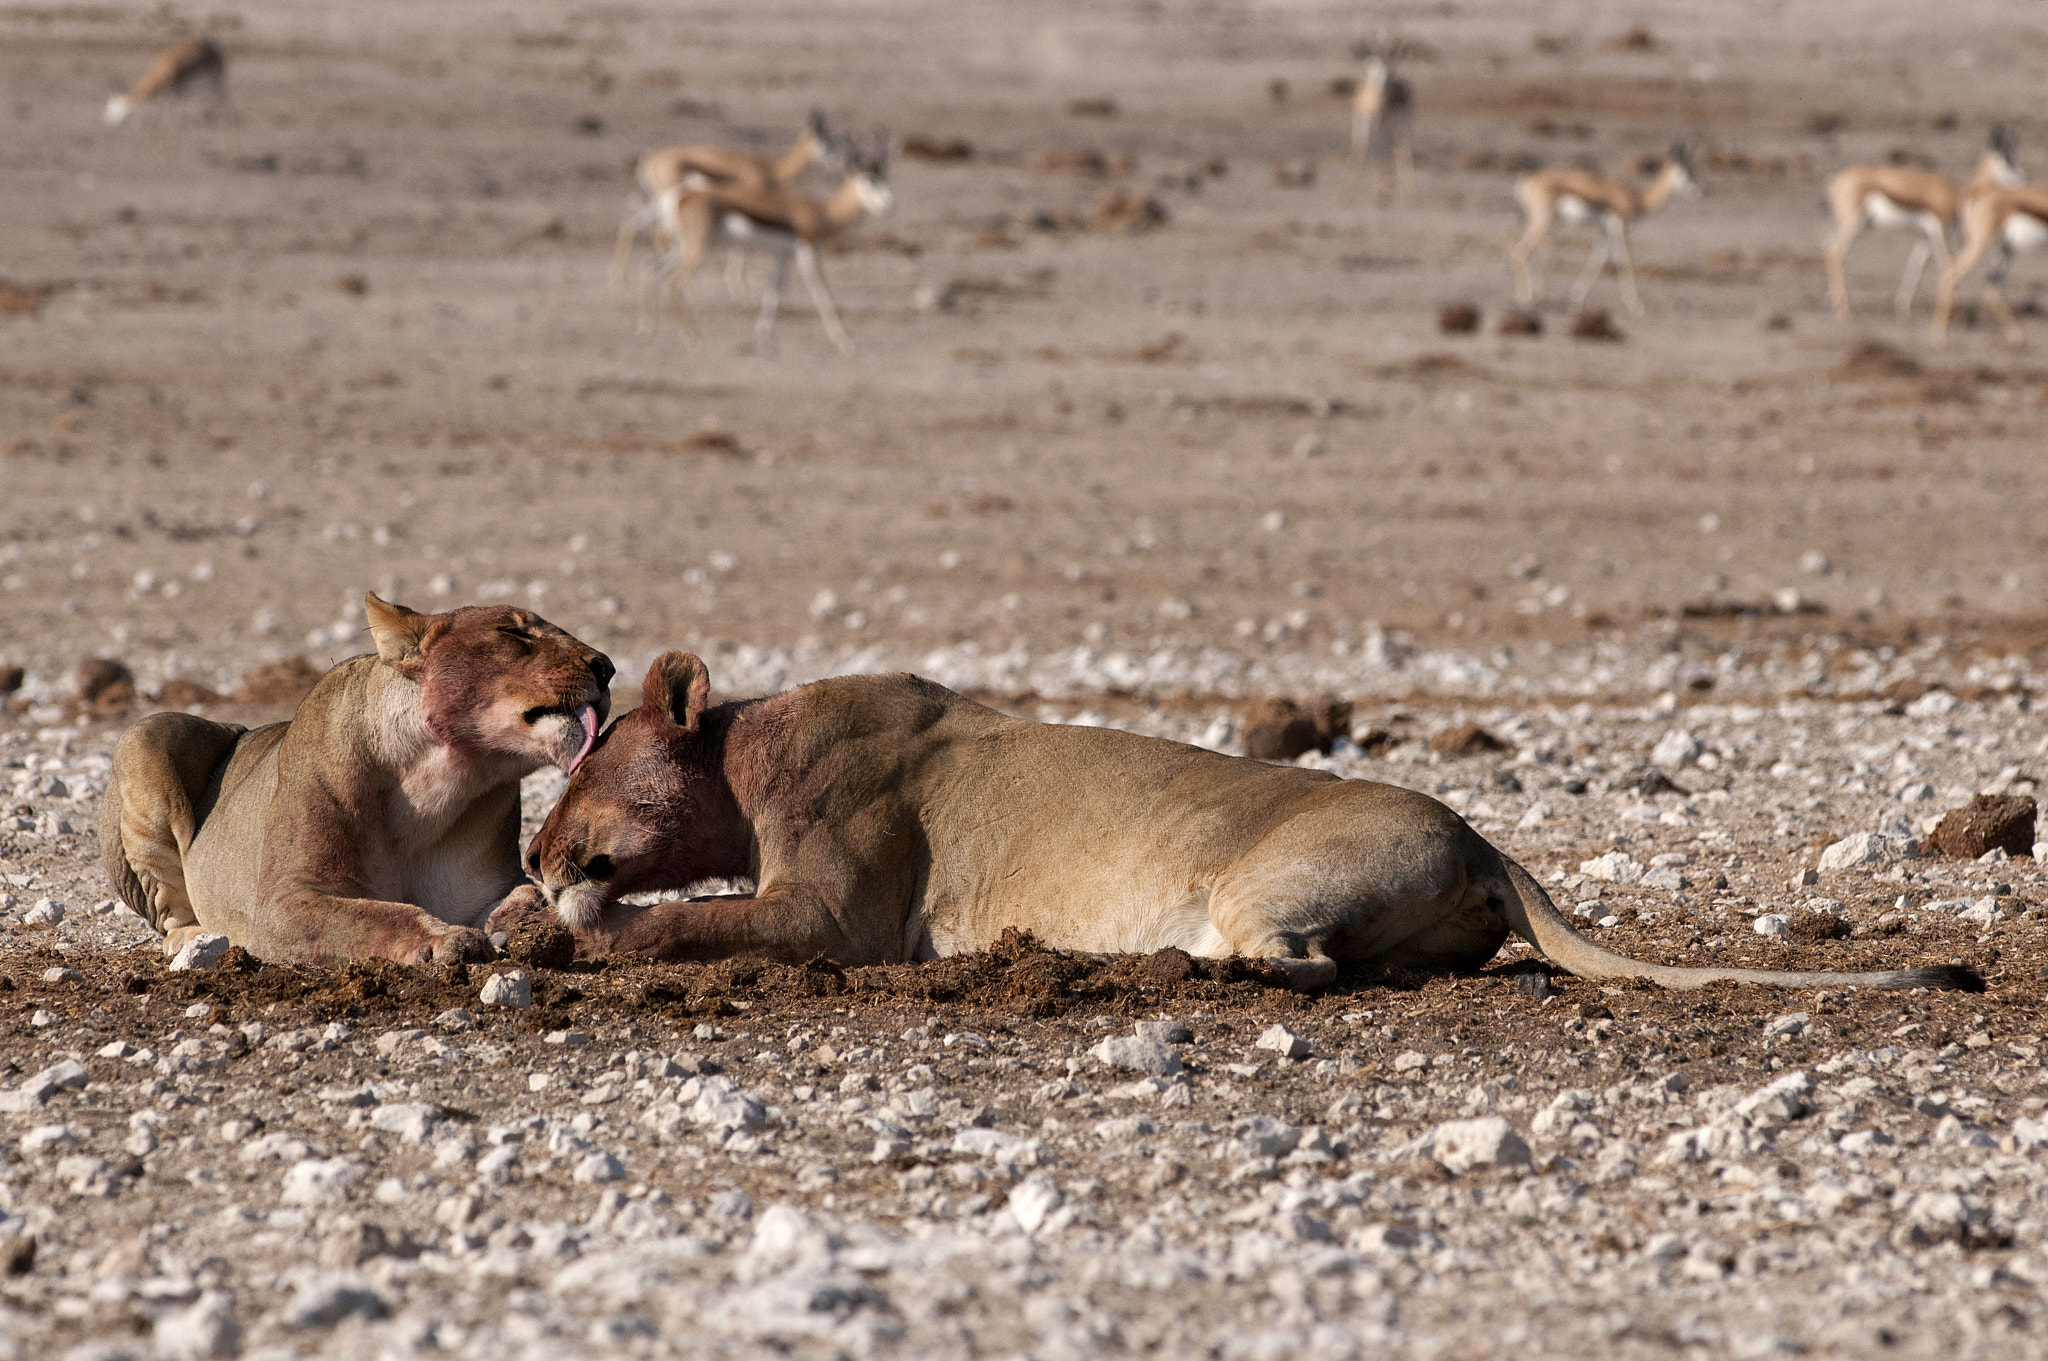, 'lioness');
519,651,1980,993
102,595,613,965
